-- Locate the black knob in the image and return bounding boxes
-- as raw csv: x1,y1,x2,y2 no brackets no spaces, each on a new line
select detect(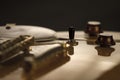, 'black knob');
69,26,75,40
96,34,116,47
85,21,103,36
67,26,78,46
